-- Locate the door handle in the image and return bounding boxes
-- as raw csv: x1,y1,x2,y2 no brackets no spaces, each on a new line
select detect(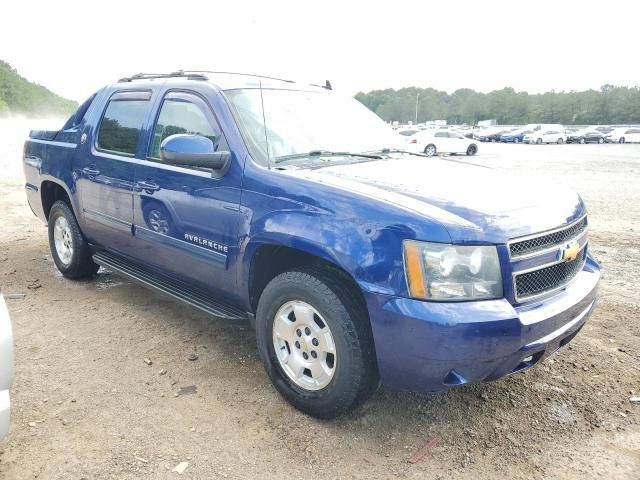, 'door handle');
136,180,160,193
82,166,100,176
